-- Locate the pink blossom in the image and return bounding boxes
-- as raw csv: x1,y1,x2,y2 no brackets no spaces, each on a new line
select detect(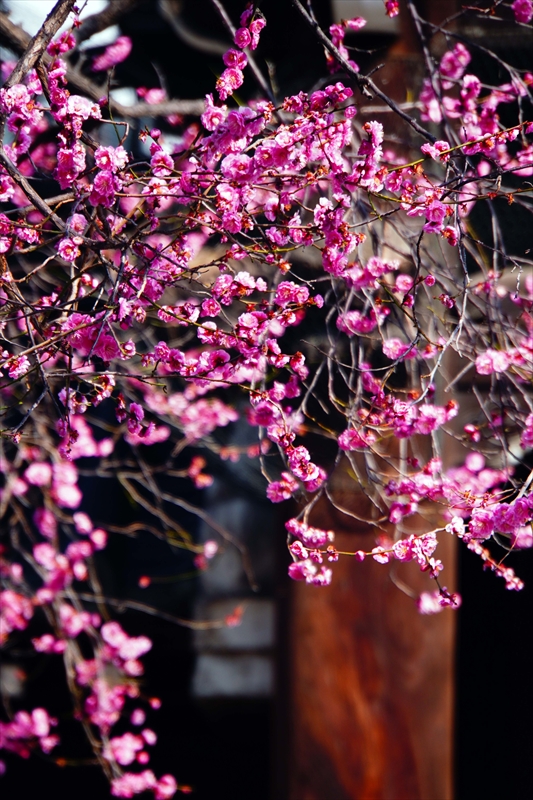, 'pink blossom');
216,68,244,101
155,774,178,800
274,281,309,307
59,604,94,637
111,769,157,797
267,472,299,502
249,16,267,49
468,508,495,541
287,446,320,482
286,518,334,548
90,529,108,550
57,237,81,262
288,560,315,582
421,140,451,162
223,49,247,70
104,732,145,766
221,153,254,182
234,27,252,48
440,43,471,85
372,547,392,564
201,93,227,131
417,591,444,614
32,634,66,654
7,355,31,379
512,0,533,24
24,462,52,486
95,145,128,172
47,31,75,56
92,36,132,72
521,414,533,450
101,621,152,661
382,338,417,360
33,508,57,539
151,149,174,177
338,428,376,451
512,527,533,549
1,590,34,639
131,709,146,727
475,349,510,374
